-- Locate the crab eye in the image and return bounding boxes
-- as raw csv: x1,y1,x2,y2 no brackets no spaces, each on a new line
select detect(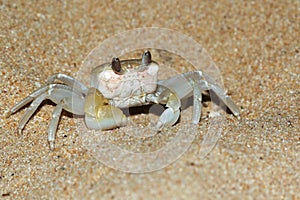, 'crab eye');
112,57,121,74
142,50,152,65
